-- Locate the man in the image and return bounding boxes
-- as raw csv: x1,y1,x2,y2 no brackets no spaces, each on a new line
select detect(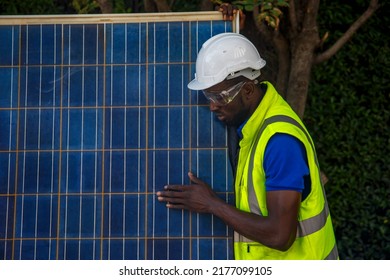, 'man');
156,33,338,260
